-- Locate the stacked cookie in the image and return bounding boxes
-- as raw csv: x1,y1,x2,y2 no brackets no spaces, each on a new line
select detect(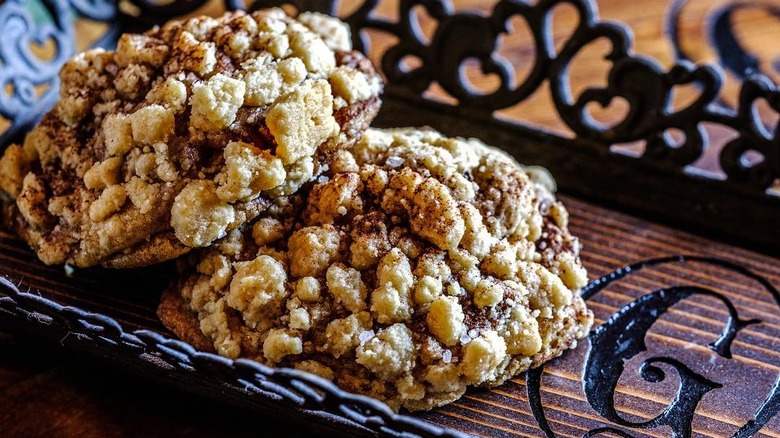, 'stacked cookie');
0,9,592,411
0,8,381,268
